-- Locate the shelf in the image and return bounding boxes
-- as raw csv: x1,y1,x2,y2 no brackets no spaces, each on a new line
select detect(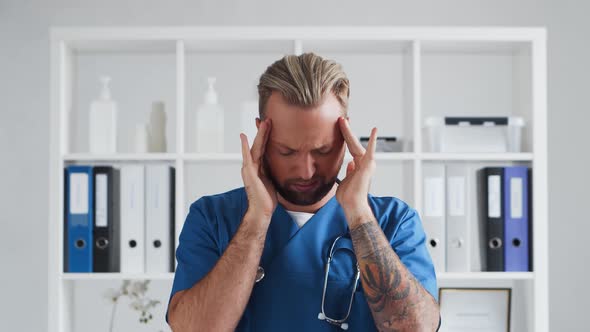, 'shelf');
419,152,534,161
437,272,534,281
61,273,174,281
185,152,414,162
63,153,178,162
60,272,533,281
62,152,534,162
183,153,243,162
346,152,415,161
